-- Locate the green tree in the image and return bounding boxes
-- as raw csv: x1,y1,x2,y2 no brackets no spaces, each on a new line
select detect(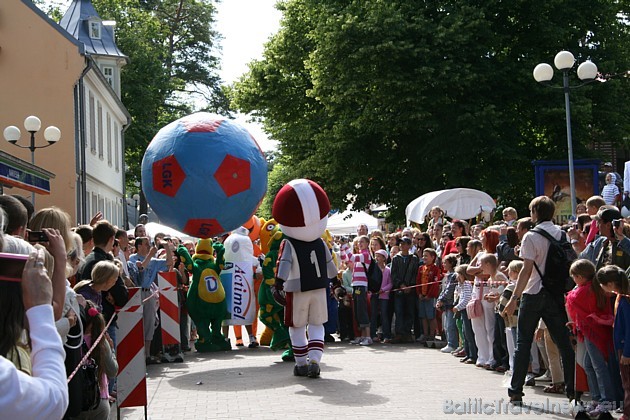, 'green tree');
85,0,228,199
233,0,630,221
